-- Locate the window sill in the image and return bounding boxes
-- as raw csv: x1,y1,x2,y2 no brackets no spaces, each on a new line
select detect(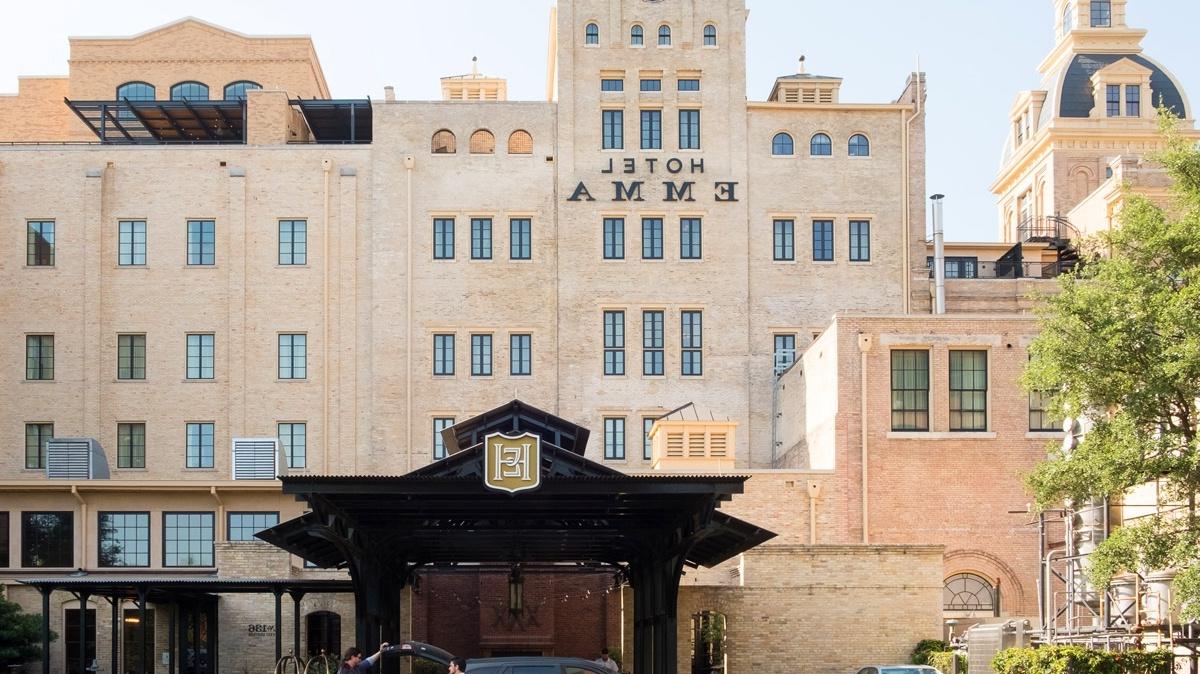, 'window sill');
113,379,149,383
184,265,220,269
276,378,310,383
1026,431,1063,439
275,264,310,269
21,379,56,384
182,378,219,383
115,468,149,472
114,265,150,269
886,431,997,440
811,260,837,265
184,468,217,472
23,265,57,270
849,260,873,265
772,259,797,264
